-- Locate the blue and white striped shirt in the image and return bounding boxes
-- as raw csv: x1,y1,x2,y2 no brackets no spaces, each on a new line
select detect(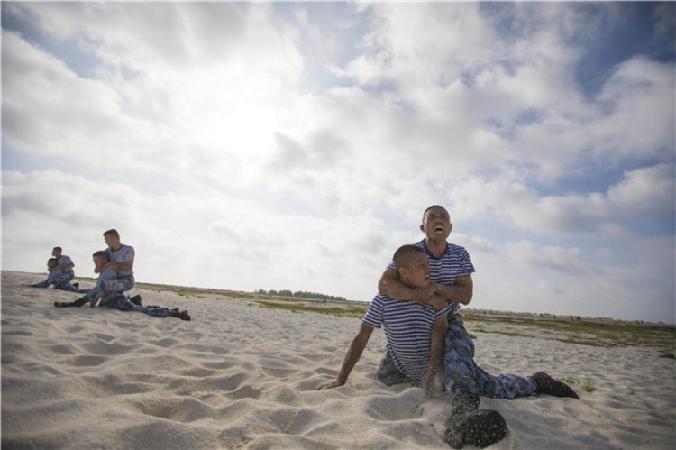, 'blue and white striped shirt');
387,240,475,315
106,244,135,277
363,294,452,381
